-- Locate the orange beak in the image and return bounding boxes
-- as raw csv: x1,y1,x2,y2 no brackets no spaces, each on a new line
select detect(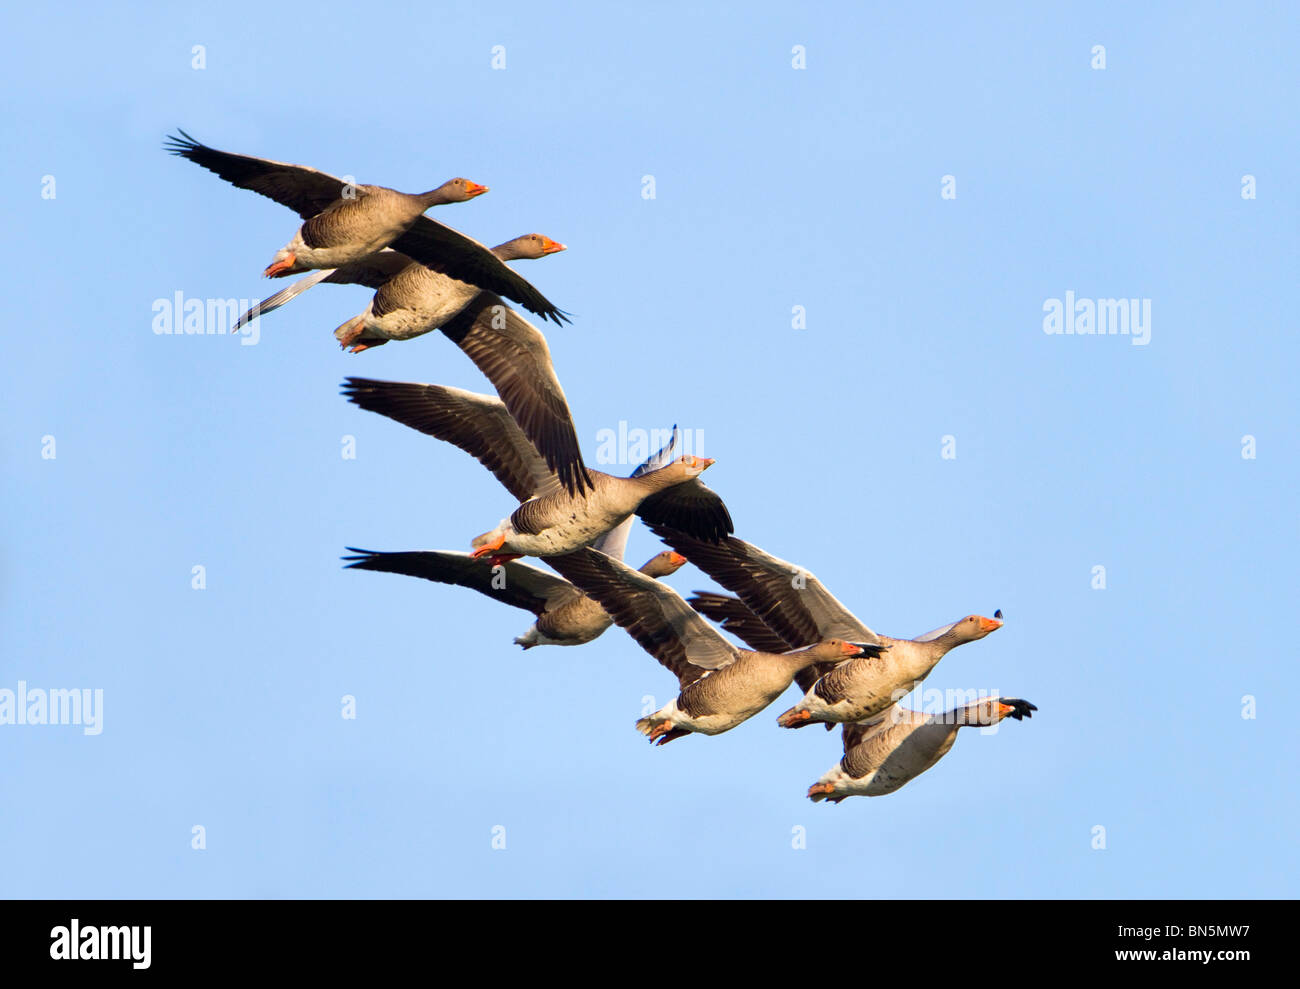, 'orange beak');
540,237,566,254
694,457,716,469
997,702,1016,717
841,641,864,657
464,181,489,198
978,615,1004,633
668,552,688,567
